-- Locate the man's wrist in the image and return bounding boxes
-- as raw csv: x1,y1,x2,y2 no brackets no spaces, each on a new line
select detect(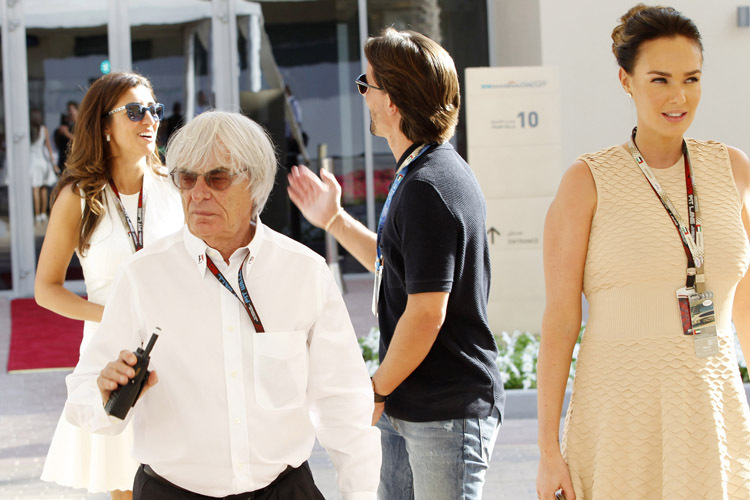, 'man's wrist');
370,377,389,403
324,207,344,232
